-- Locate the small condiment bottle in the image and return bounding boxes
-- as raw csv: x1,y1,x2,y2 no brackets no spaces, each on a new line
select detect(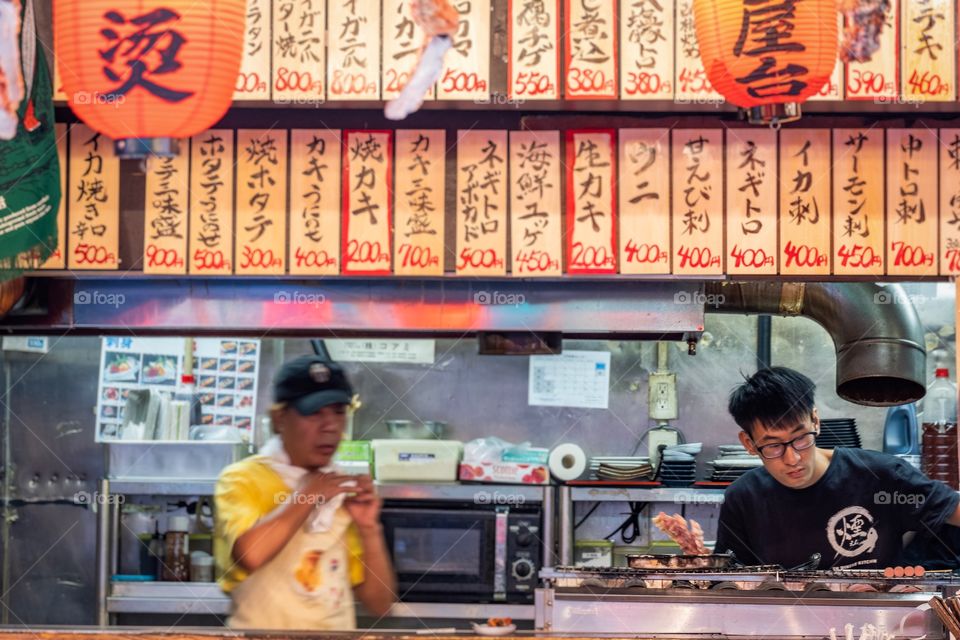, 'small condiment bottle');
161,515,190,581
